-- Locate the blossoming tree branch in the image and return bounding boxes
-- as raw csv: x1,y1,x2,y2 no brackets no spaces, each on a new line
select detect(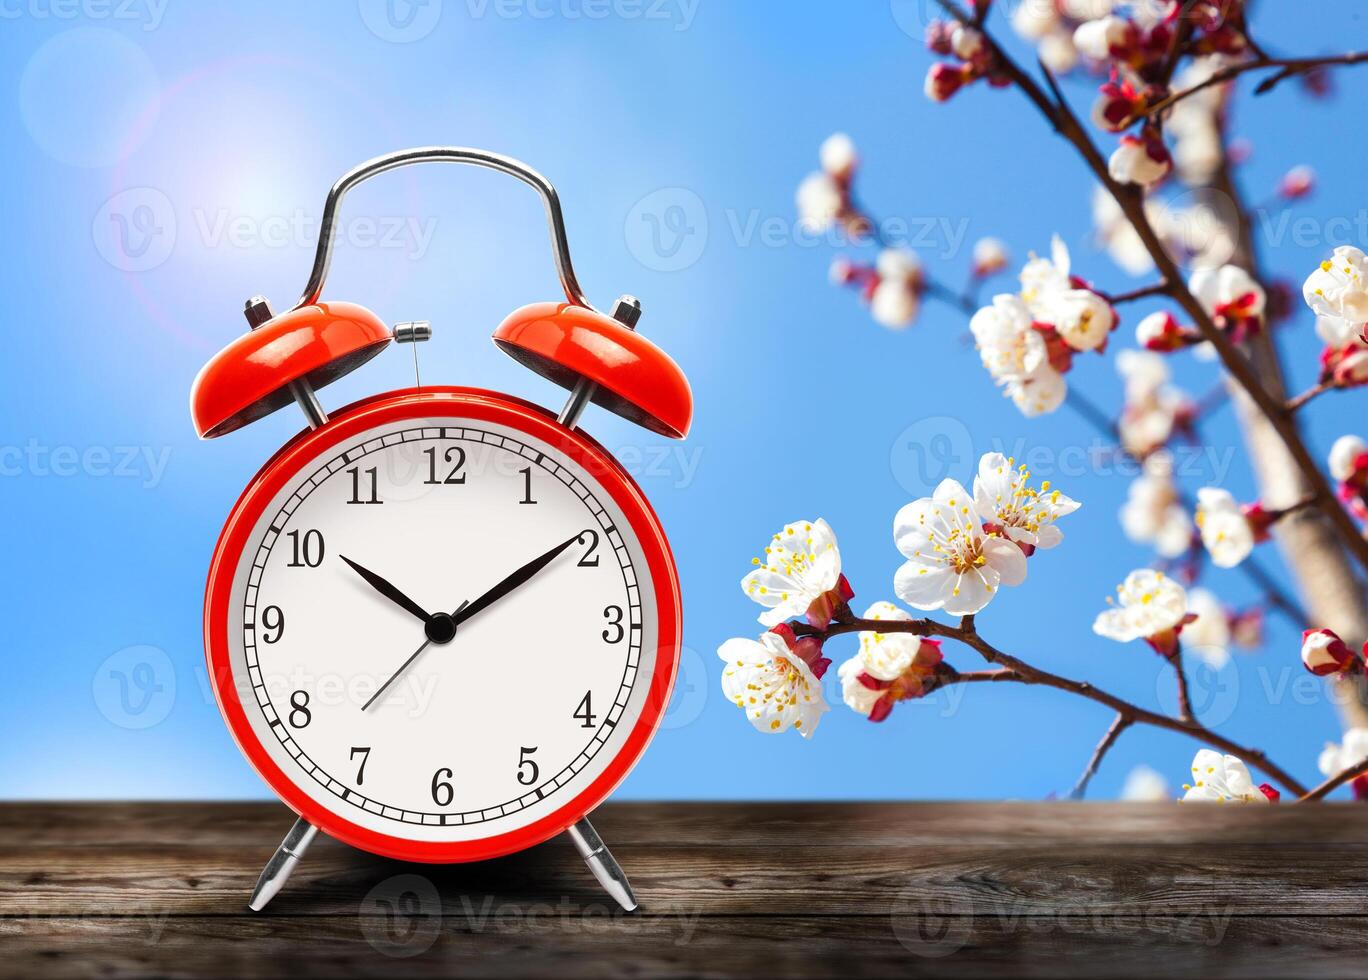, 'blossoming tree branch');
721,0,1368,803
